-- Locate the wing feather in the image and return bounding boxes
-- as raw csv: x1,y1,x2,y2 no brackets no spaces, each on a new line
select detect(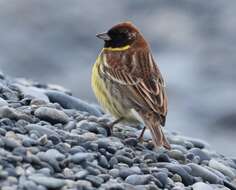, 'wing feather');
101,50,168,126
